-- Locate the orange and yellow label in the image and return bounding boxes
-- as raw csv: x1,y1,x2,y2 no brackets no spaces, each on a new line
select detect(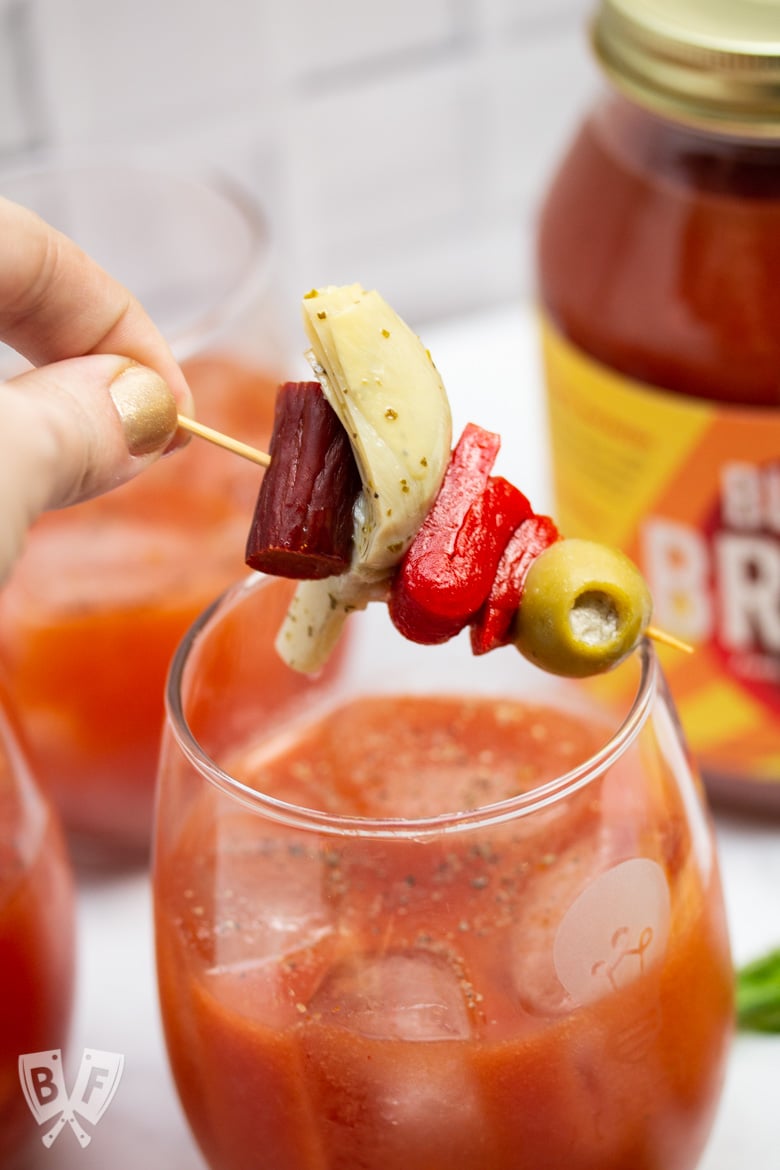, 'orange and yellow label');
541,315,780,786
